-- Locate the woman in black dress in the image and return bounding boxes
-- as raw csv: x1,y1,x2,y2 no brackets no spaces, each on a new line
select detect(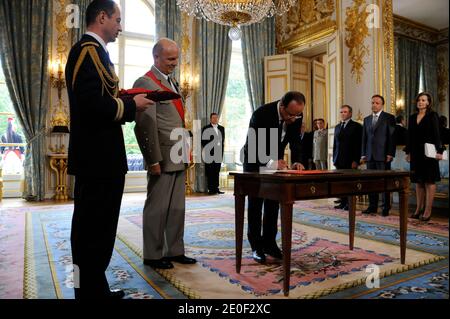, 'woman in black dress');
405,92,444,222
